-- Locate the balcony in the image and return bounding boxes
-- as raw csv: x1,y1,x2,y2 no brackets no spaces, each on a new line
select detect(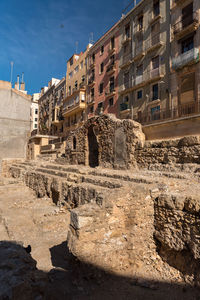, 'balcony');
134,24,143,36
173,12,199,40
105,86,115,97
122,35,131,45
79,81,86,89
145,33,163,53
172,48,199,70
63,100,86,117
88,76,95,86
108,47,116,55
149,13,162,26
106,63,116,75
87,95,94,105
120,52,132,68
133,43,145,61
145,67,164,83
121,79,132,92
135,101,200,125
